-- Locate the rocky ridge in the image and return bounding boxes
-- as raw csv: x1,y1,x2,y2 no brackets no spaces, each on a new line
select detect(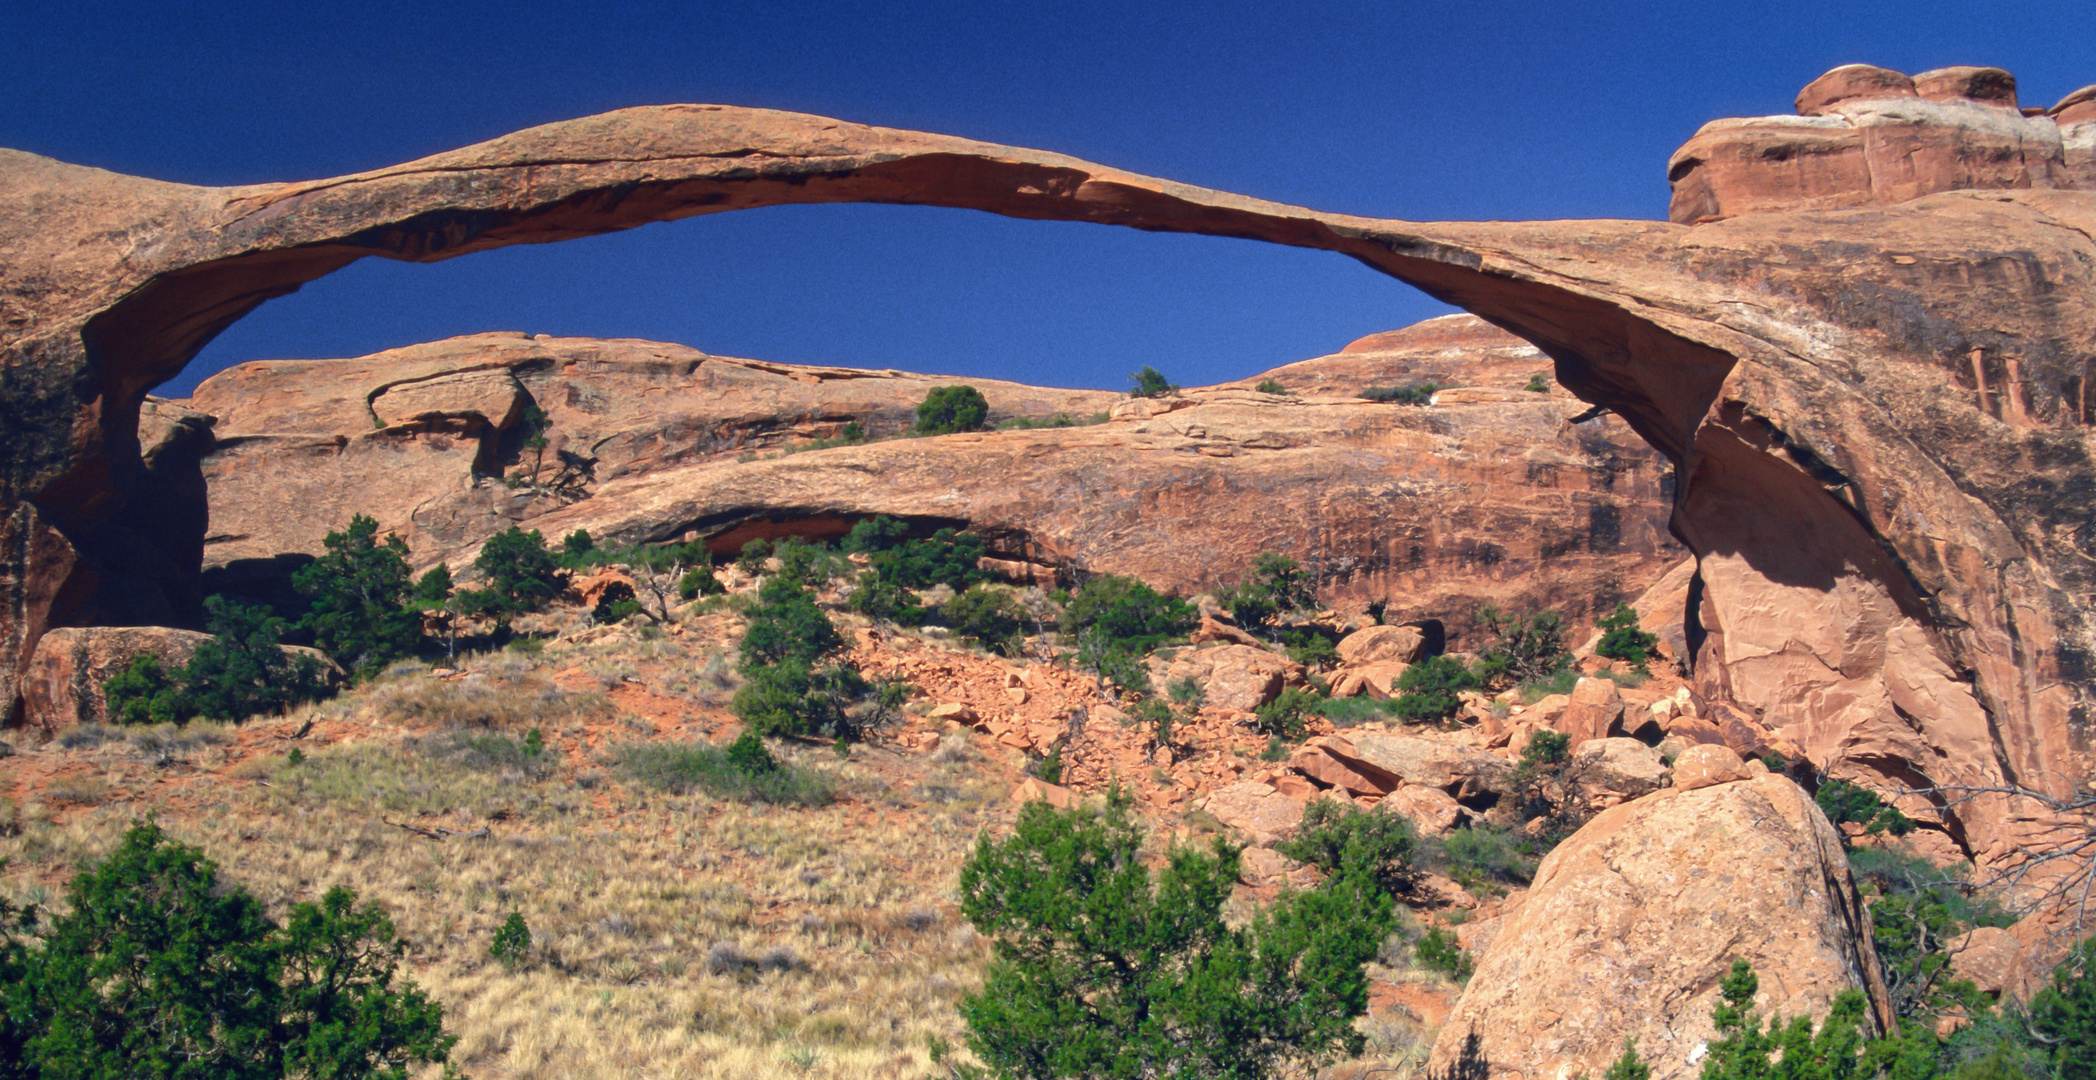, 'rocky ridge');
180,313,1680,647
